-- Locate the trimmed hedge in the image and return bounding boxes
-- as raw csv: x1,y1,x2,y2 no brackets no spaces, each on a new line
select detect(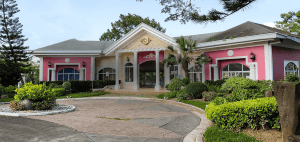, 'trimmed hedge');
52,88,65,97
186,82,208,99
205,96,280,132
